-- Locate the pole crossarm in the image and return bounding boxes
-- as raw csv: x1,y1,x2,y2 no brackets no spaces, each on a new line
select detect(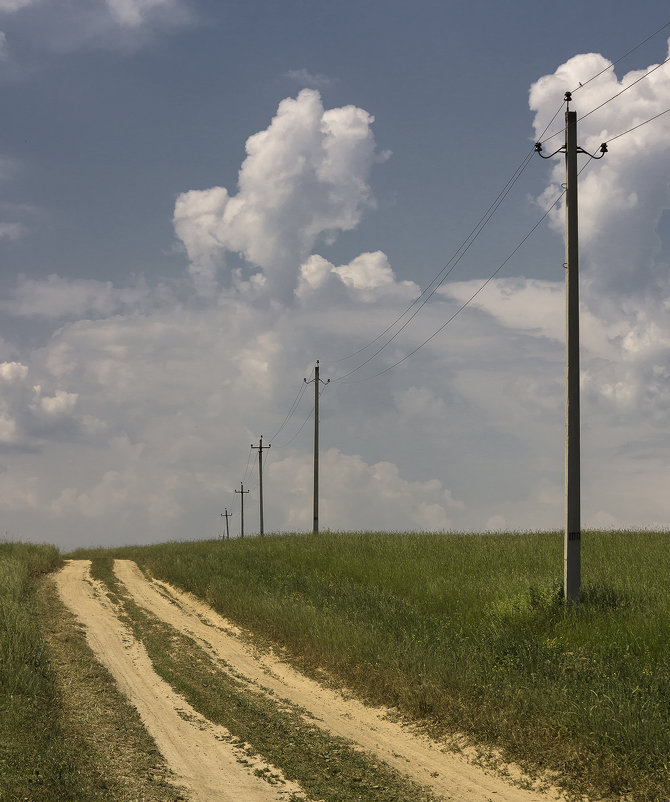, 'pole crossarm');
535,141,608,160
